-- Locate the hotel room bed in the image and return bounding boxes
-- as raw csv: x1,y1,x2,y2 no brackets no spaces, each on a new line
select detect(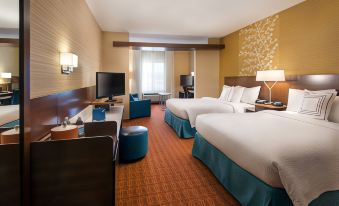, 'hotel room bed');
165,97,254,138
0,105,19,127
193,111,339,206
